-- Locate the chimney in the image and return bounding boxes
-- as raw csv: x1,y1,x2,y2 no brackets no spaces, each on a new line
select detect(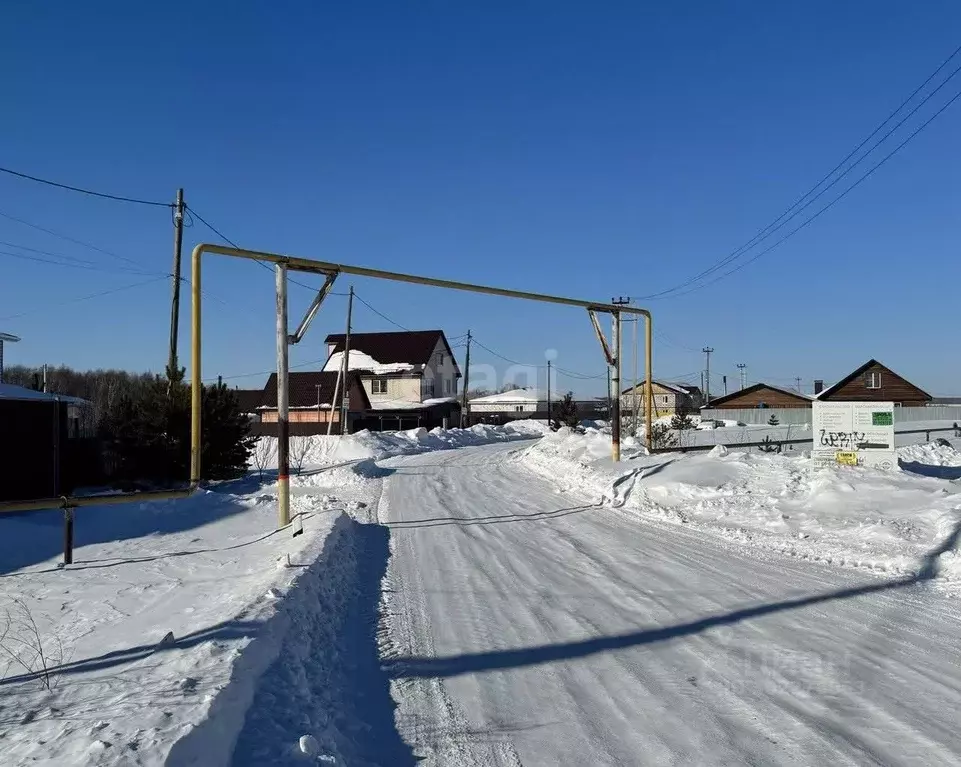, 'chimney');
814,379,824,395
